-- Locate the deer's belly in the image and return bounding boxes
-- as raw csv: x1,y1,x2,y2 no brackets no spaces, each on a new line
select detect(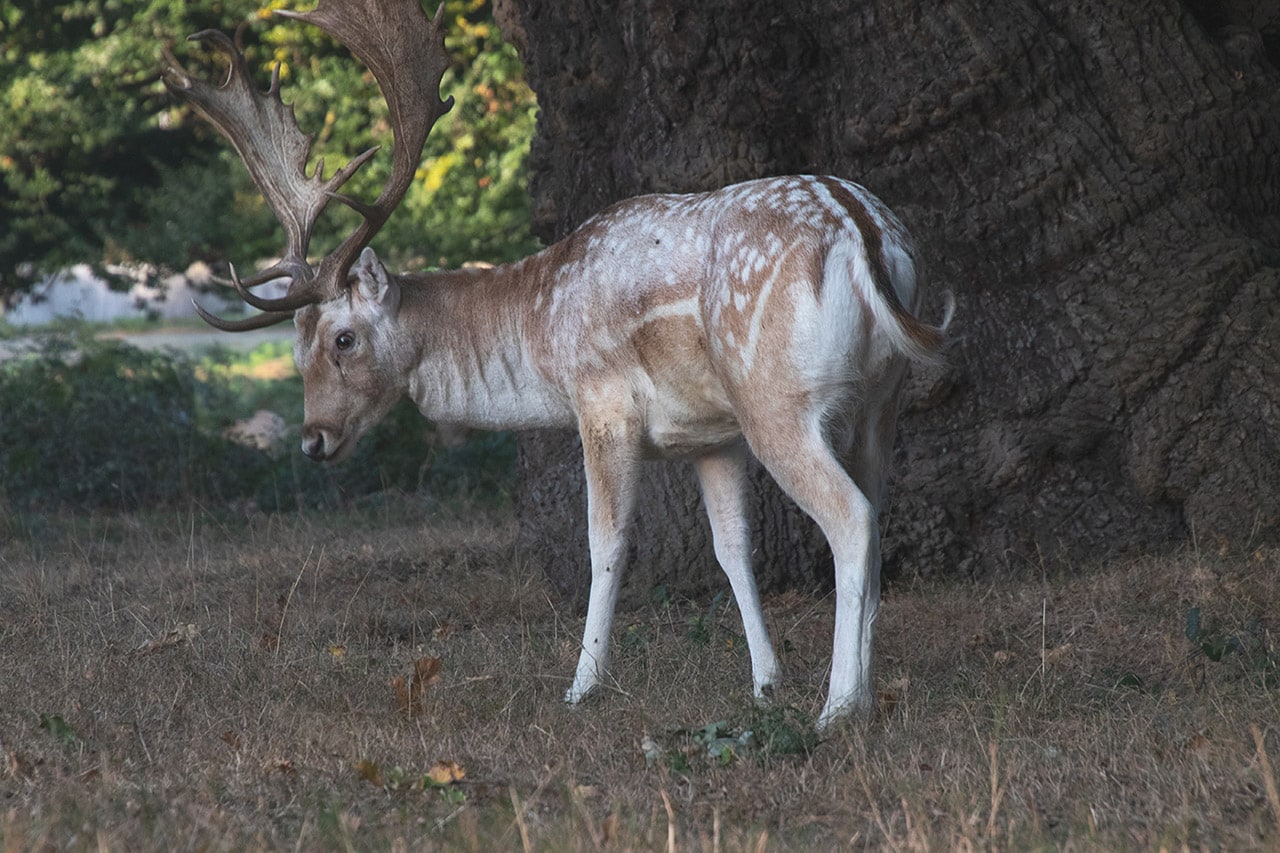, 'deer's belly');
640,391,741,457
